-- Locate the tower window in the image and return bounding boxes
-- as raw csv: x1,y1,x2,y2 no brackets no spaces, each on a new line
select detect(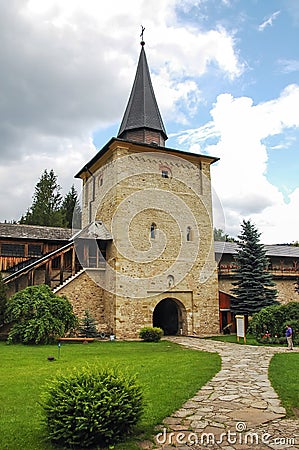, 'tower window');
167,275,174,287
150,223,157,239
187,226,192,242
161,170,169,178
